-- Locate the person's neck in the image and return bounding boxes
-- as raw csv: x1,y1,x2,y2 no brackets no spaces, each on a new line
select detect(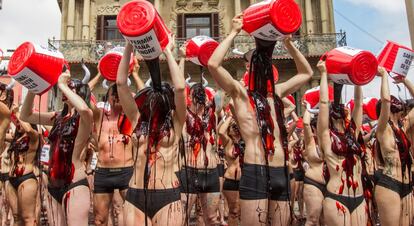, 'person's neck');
333,119,345,133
